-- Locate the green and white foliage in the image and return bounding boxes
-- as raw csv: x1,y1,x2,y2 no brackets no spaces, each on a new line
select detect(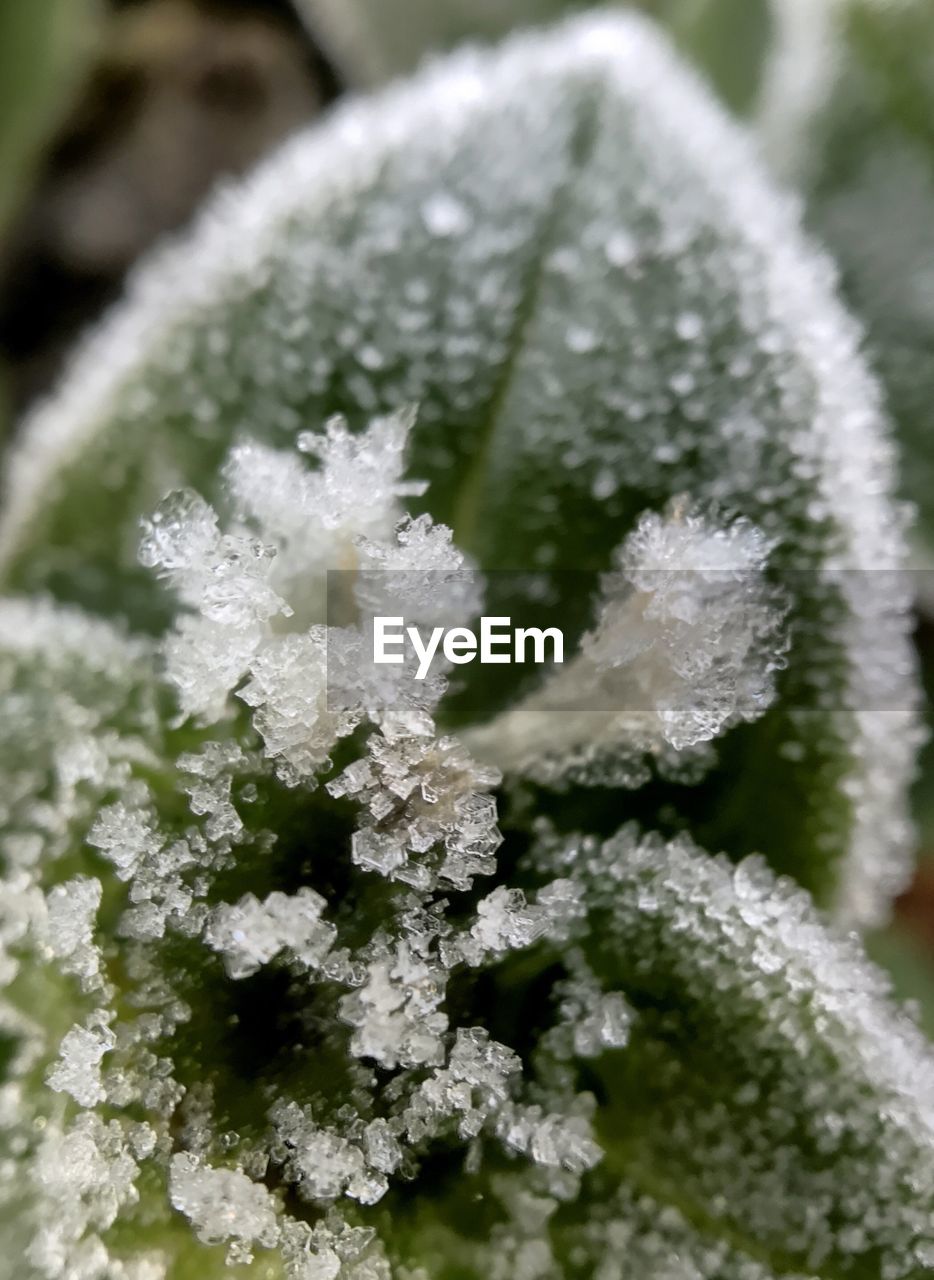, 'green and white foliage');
759,0,934,550
0,11,929,1280
301,0,934,555
0,6,919,918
